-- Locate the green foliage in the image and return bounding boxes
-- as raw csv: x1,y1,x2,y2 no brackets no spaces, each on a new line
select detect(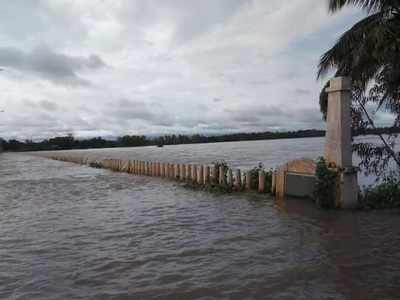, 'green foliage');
212,160,228,183
89,161,103,169
362,175,400,209
314,157,338,209
248,163,273,193
319,0,400,177
1,130,327,152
